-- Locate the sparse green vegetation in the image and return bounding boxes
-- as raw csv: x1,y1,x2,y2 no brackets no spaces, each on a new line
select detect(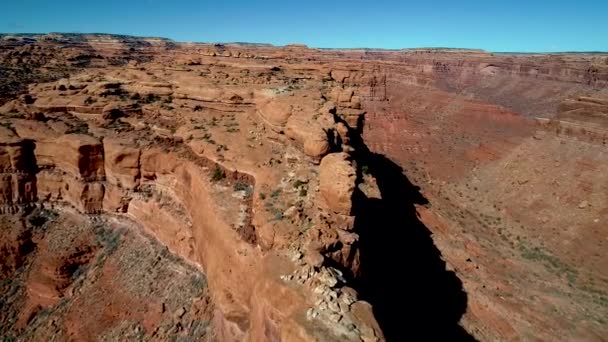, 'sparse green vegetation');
27,208,59,230
100,87,128,99
361,164,370,175
268,206,284,221
142,93,160,103
234,181,249,192
102,119,133,132
138,184,154,199
0,122,14,130
211,167,225,182
3,113,25,119
234,181,253,197
65,122,91,135
273,211,284,220
93,223,123,256
84,96,96,105
519,244,579,284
